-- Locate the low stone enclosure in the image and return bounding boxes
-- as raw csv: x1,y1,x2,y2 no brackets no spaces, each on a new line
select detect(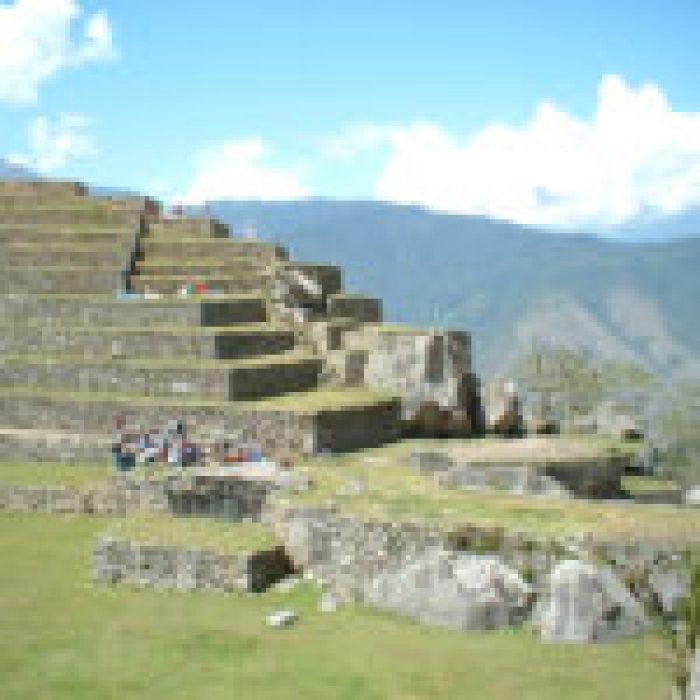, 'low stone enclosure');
410,437,633,498
0,454,696,647
93,535,293,593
